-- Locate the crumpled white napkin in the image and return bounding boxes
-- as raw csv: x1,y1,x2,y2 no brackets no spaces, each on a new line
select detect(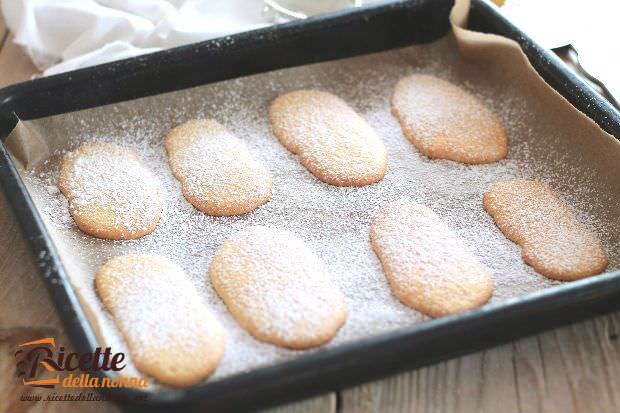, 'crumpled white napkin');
1,0,273,76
